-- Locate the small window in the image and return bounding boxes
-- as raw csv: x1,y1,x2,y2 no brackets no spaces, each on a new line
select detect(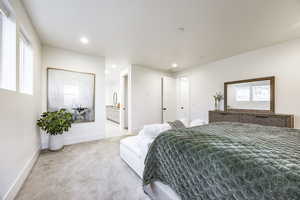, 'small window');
252,85,270,102
0,12,16,91
63,85,78,106
235,86,250,101
19,34,33,95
